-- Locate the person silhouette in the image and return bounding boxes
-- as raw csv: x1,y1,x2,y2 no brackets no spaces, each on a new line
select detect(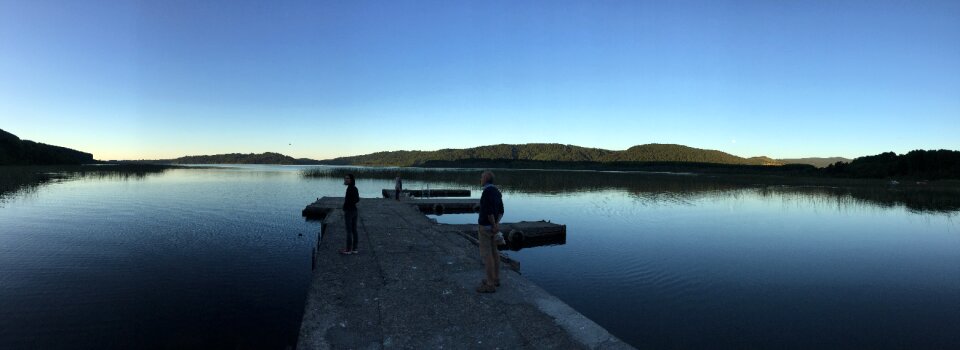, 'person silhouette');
339,174,360,255
476,170,504,293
